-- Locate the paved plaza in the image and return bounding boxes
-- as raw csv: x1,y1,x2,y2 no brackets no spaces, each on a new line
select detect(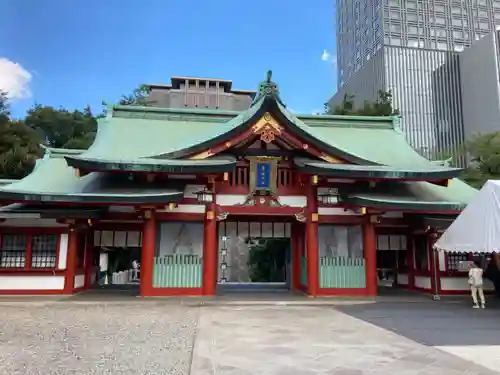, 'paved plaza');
0,295,499,374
